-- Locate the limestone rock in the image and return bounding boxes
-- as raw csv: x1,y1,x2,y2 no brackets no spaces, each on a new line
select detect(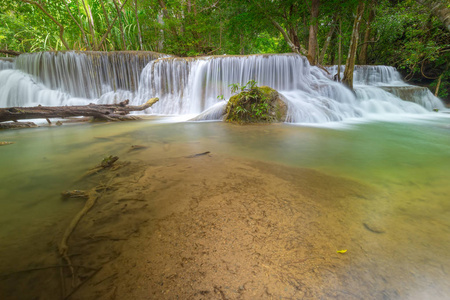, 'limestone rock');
225,86,287,124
